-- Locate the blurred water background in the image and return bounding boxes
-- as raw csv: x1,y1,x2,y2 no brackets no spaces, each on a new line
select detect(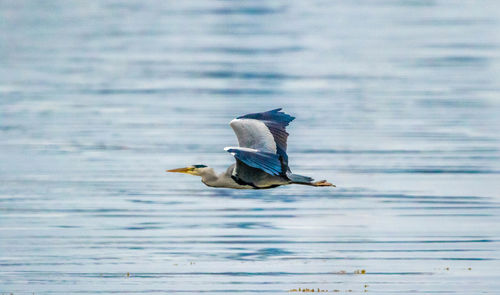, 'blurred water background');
1,0,500,294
